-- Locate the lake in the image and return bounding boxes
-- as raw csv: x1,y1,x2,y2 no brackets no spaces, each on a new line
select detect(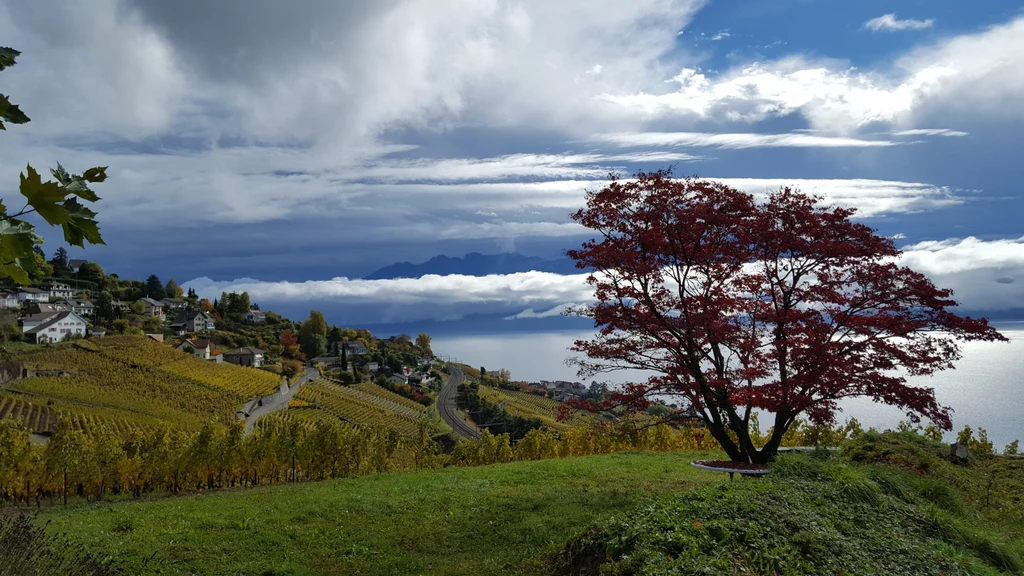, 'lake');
433,323,1024,450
